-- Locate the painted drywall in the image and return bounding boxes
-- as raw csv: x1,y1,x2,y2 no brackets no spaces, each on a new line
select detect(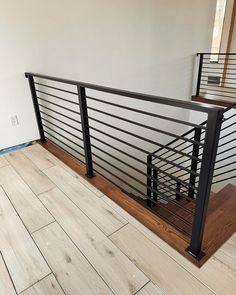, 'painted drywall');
0,0,216,150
